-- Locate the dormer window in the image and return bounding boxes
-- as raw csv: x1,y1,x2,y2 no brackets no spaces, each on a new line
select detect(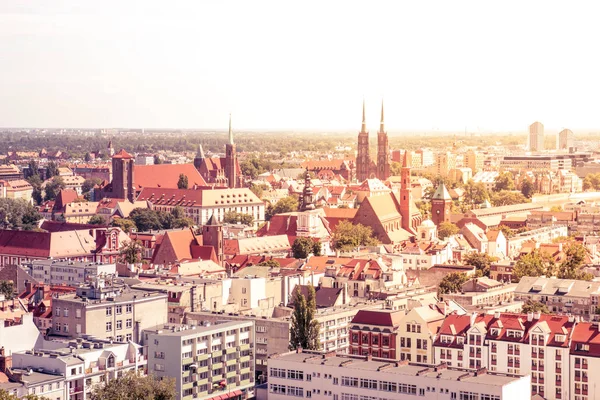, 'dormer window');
507,330,523,339
575,343,590,352
490,328,500,336
555,334,566,343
